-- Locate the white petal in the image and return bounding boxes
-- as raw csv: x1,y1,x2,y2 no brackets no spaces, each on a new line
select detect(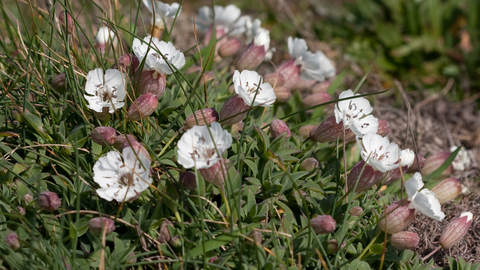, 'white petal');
400,149,415,167
412,189,445,221
405,172,424,200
